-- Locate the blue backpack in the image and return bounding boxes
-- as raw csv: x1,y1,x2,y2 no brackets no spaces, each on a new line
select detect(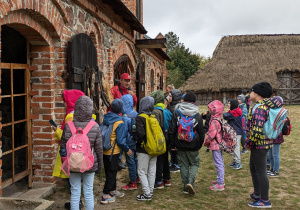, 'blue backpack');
252,104,288,139
177,109,196,142
123,112,138,141
154,107,173,131
99,123,114,151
